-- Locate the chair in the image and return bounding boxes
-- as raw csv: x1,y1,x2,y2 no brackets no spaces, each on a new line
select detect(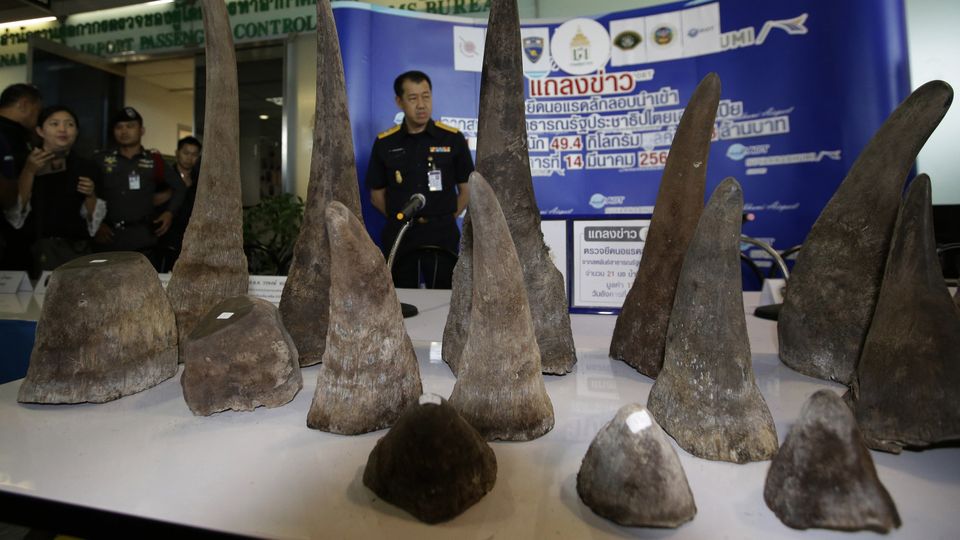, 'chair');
937,243,960,287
